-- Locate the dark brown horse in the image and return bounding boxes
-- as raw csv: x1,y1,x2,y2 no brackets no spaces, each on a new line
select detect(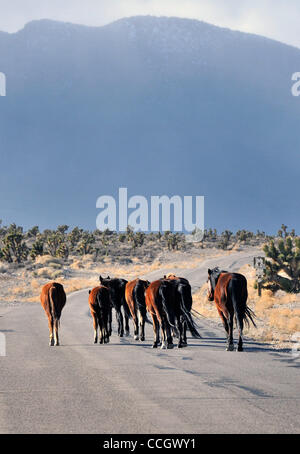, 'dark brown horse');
125,278,150,341
163,274,198,345
146,278,201,349
99,276,130,337
88,286,111,344
207,267,256,351
40,282,66,346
